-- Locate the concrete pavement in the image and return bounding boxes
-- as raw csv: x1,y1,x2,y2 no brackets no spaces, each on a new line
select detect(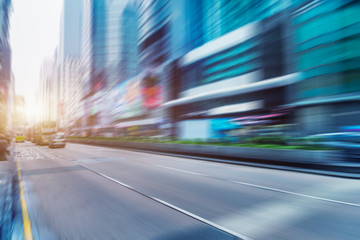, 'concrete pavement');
0,160,11,239
12,142,360,239
0,152,24,240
